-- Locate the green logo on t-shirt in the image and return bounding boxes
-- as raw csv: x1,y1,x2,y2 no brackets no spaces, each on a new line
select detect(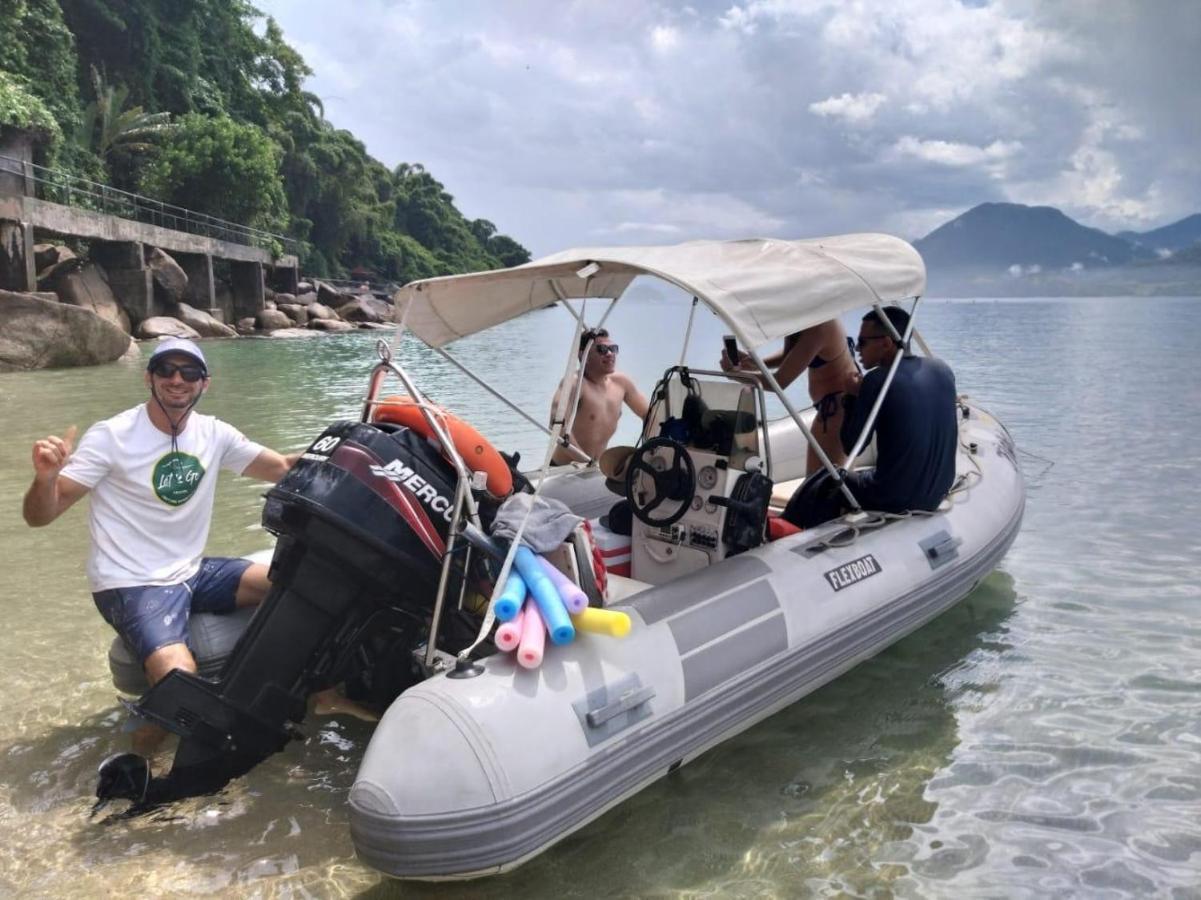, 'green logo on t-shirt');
152,452,206,506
